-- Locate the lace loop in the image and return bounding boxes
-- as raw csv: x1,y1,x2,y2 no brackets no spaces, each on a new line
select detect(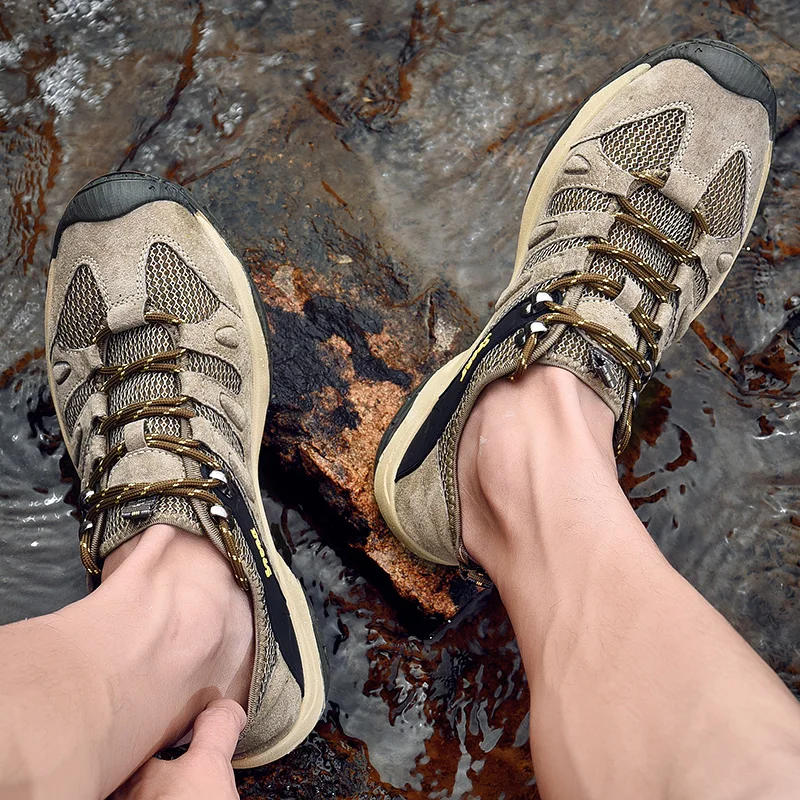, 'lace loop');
97,349,184,392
